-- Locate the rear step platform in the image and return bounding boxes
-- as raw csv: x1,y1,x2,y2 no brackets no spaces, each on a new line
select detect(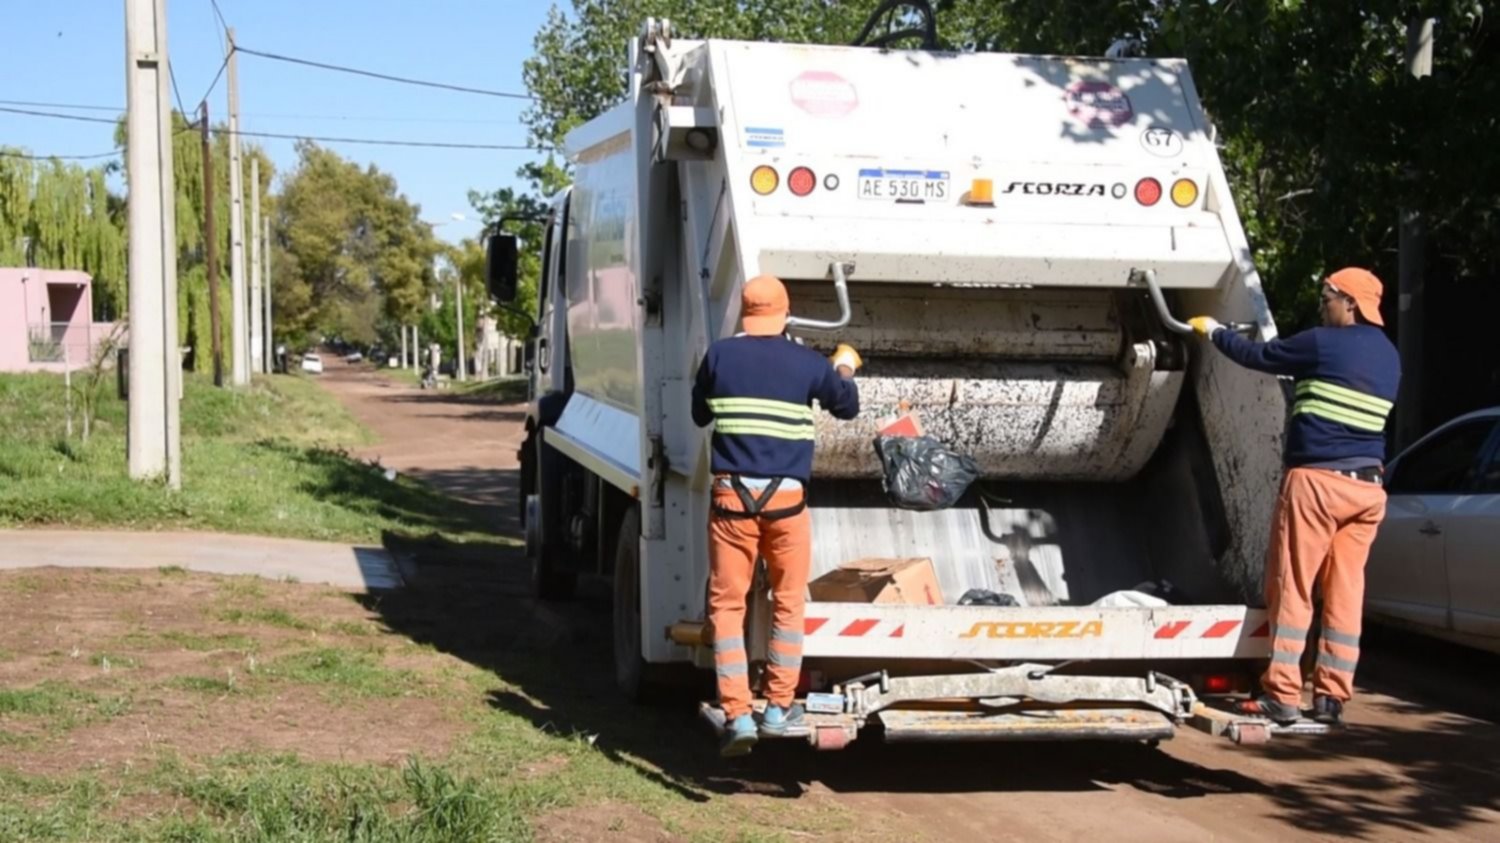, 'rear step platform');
699,701,860,750
1190,700,1336,744
699,701,1176,748
877,707,1174,743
